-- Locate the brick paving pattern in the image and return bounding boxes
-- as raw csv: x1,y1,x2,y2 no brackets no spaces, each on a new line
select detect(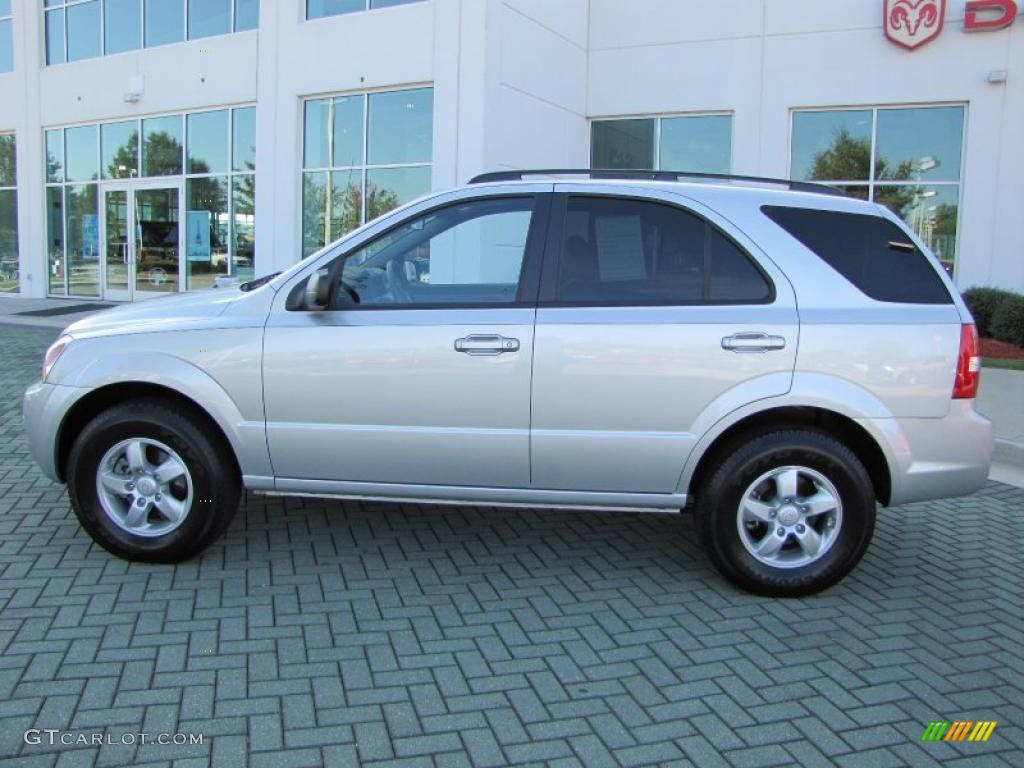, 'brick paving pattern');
0,323,1022,767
